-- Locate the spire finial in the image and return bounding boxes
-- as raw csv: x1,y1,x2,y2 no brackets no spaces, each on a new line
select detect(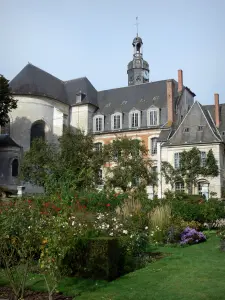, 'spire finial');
135,16,139,37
